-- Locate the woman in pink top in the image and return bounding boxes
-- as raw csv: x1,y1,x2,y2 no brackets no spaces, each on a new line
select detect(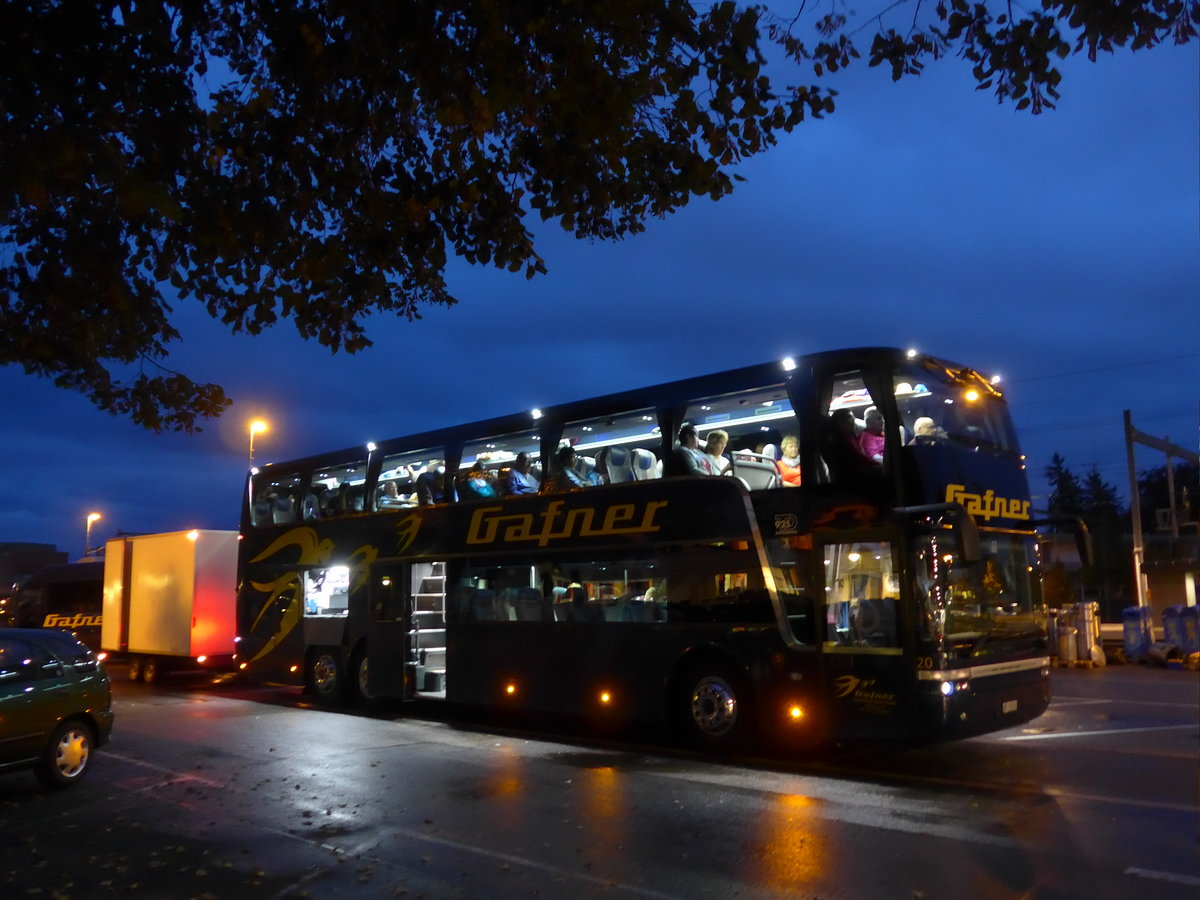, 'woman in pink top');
859,407,886,463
